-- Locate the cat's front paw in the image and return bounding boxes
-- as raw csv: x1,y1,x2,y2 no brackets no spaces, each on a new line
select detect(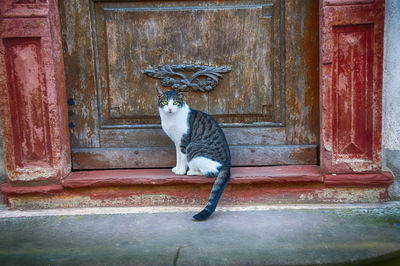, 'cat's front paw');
172,166,187,175
172,166,179,174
